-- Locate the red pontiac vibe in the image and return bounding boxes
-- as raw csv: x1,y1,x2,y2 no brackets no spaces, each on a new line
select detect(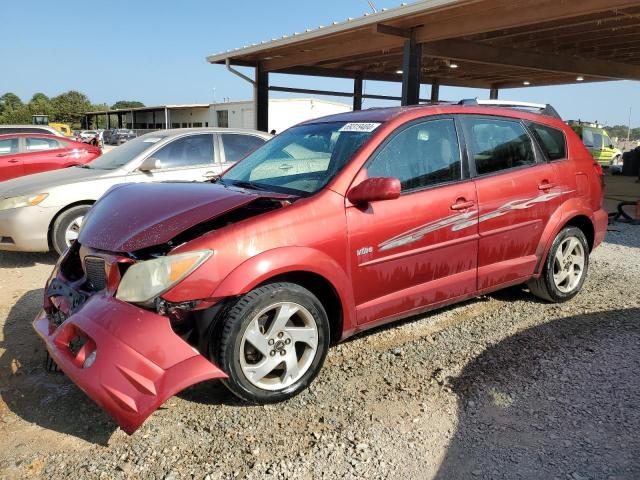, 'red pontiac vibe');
0,133,101,181
34,102,608,434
